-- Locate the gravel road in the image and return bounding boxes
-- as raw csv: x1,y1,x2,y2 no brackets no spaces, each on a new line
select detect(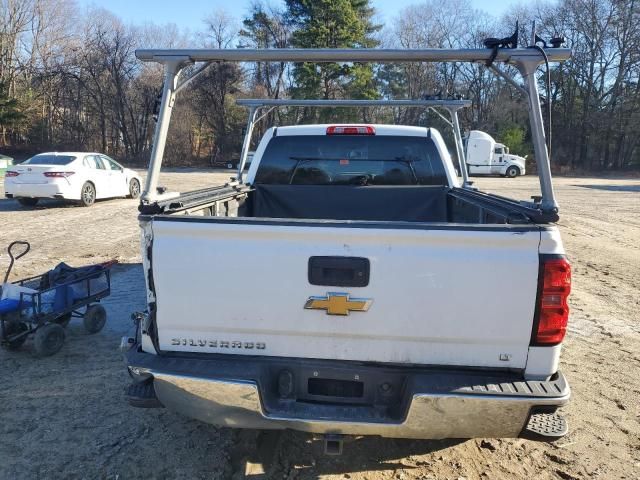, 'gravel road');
0,171,638,479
